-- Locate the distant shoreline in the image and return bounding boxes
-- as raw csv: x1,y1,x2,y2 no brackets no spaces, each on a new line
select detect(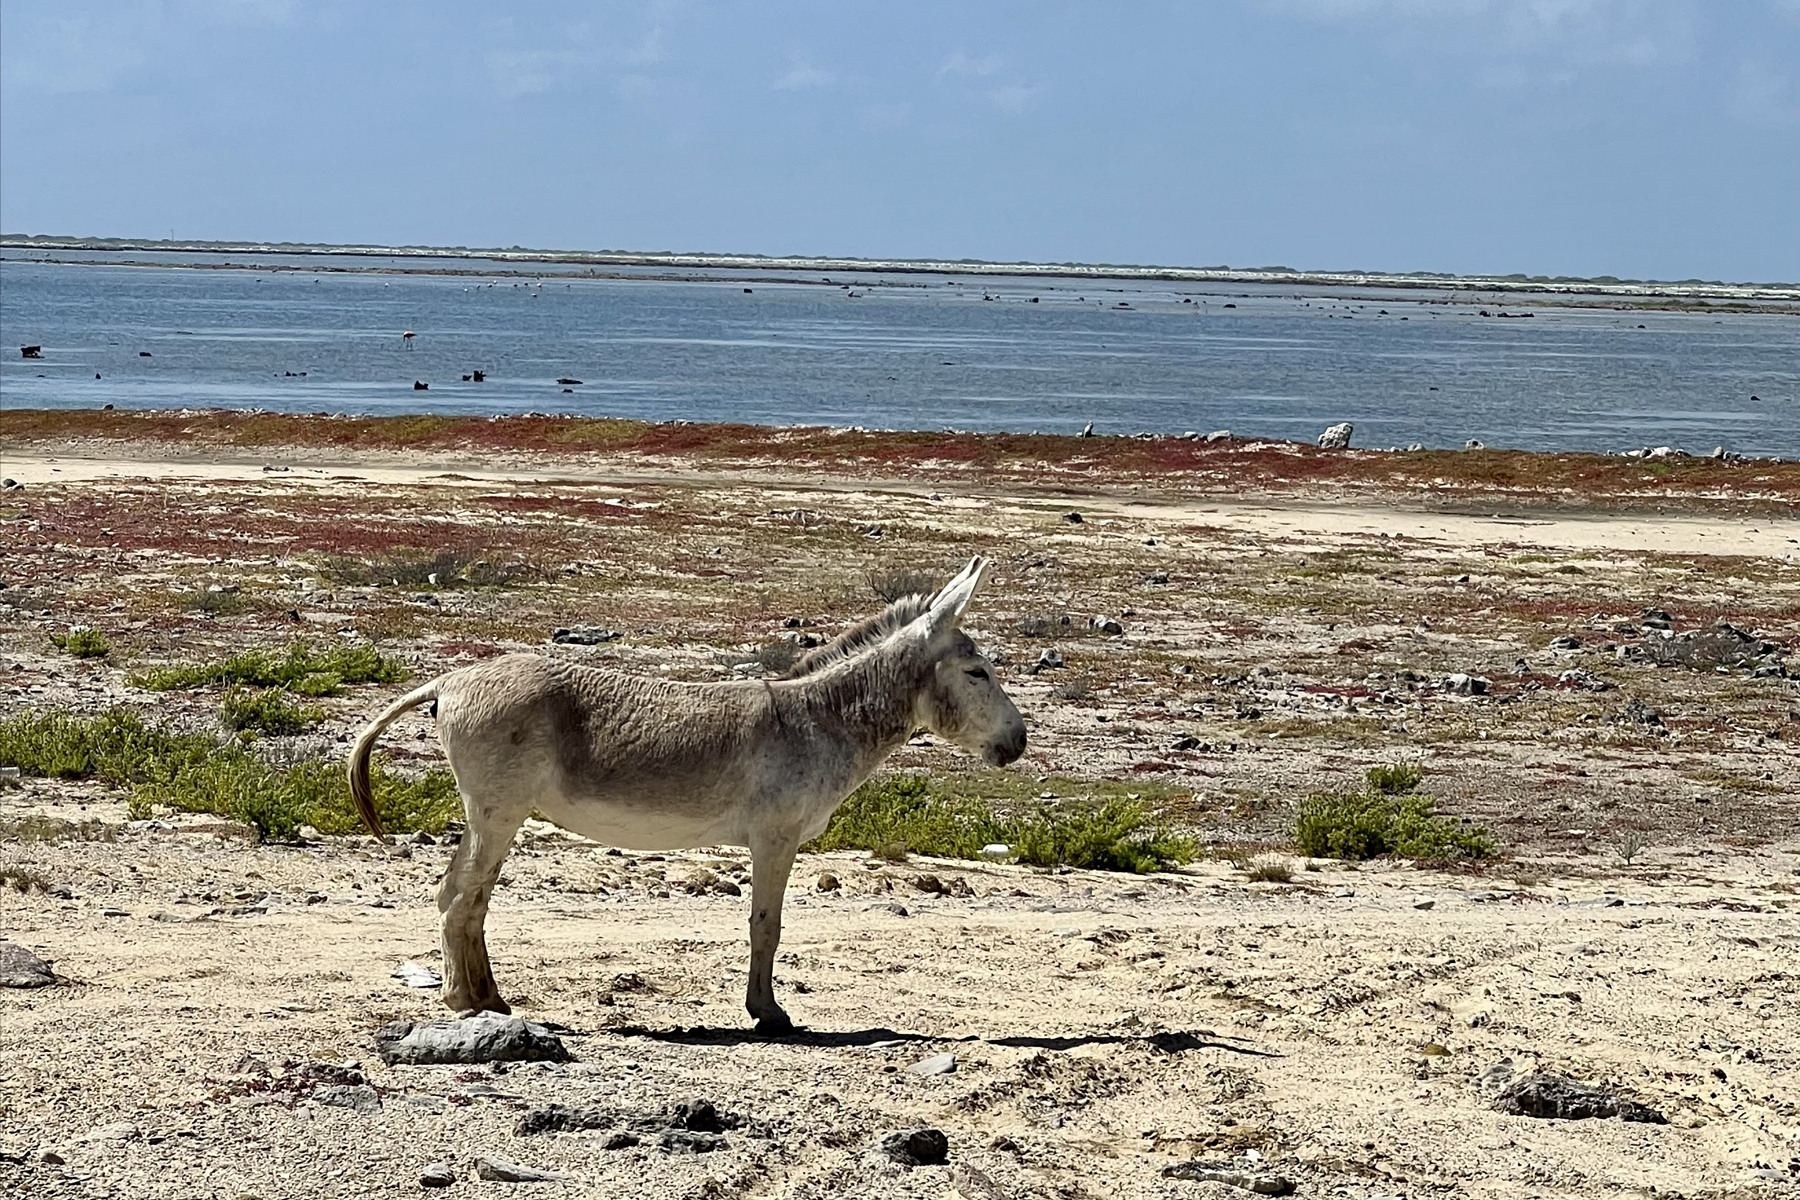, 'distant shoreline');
5,234,1797,304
